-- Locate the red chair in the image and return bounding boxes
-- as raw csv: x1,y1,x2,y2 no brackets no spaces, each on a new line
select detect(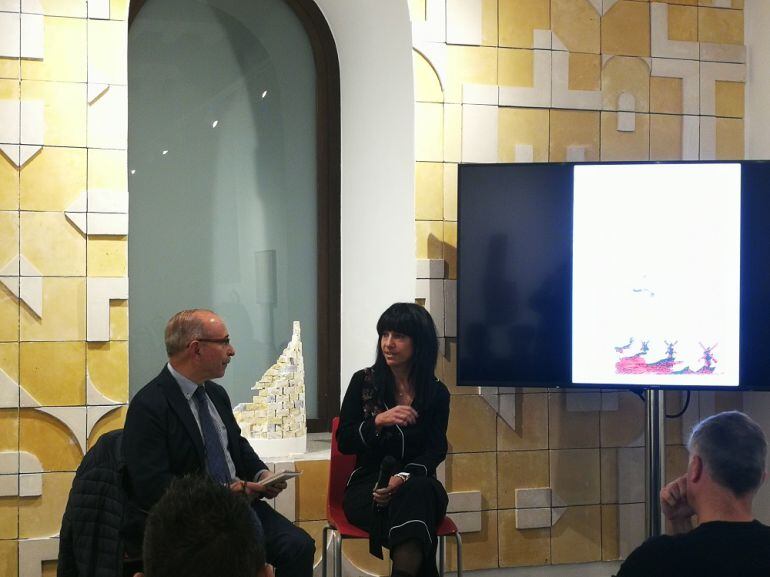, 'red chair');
322,417,462,577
